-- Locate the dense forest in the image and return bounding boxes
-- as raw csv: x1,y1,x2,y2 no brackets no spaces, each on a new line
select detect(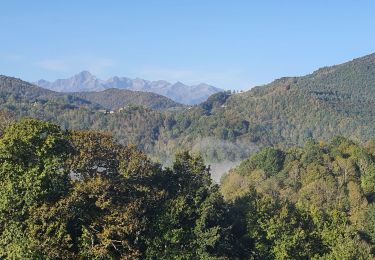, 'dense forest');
221,136,375,258
1,117,375,258
1,53,375,172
